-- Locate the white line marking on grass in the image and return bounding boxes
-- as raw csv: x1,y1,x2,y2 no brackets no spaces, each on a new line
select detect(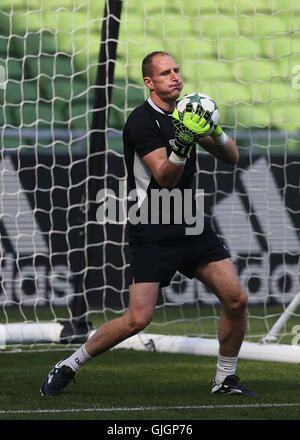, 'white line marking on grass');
1,402,300,415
